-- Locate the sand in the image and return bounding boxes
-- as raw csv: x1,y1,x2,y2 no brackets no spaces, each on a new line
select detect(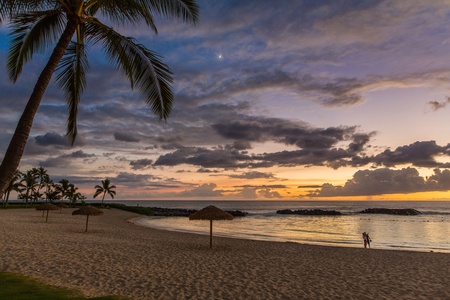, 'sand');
0,208,448,300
